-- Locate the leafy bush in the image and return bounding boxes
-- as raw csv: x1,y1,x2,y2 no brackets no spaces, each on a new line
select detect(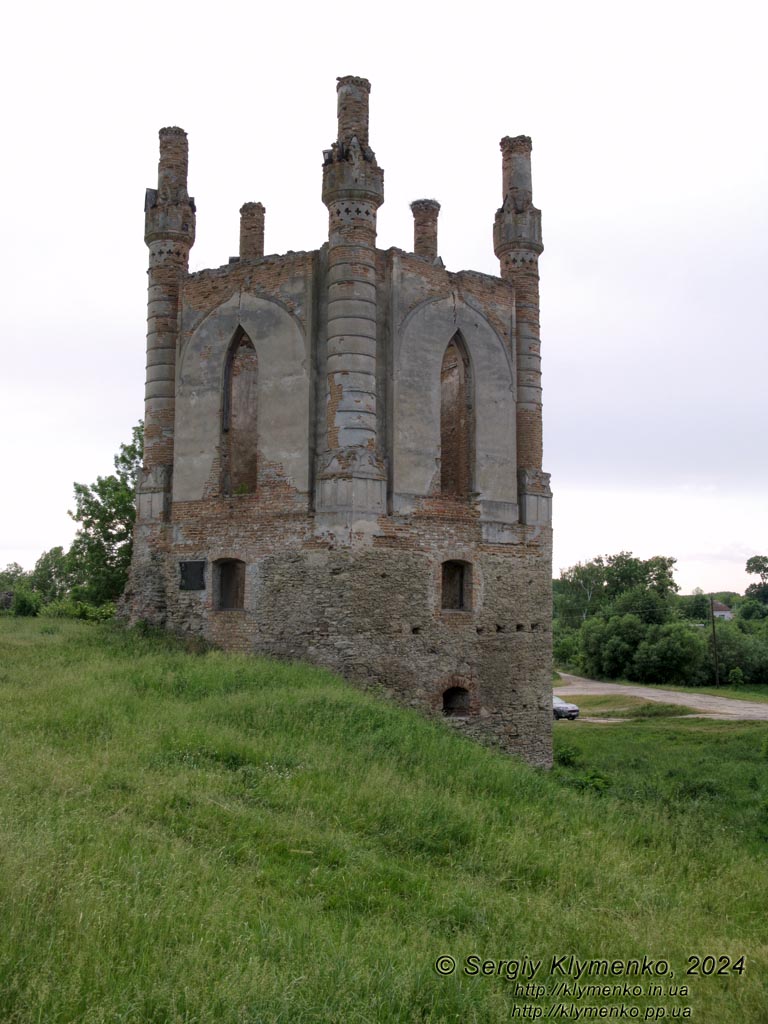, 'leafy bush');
11,586,41,617
569,768,611,794
552,623,580,666
739,599,768,621
554,743,583,768
709,621,767,686
579,614,645,679
43,598,115,622
84,601,115,622
632,622,708,686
